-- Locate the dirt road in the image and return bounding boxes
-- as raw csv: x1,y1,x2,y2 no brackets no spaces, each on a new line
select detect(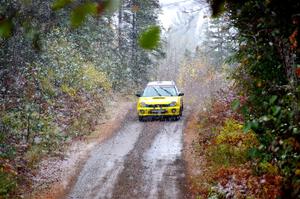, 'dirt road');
67,112,188,199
